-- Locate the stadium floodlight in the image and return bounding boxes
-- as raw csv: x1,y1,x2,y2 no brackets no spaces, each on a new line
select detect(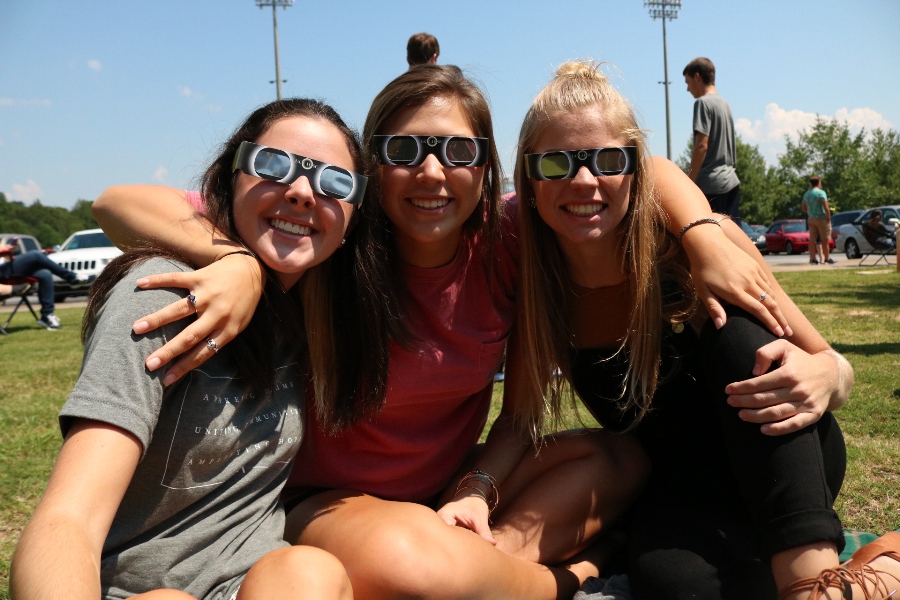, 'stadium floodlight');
256,0,295,100
645,0,681,160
